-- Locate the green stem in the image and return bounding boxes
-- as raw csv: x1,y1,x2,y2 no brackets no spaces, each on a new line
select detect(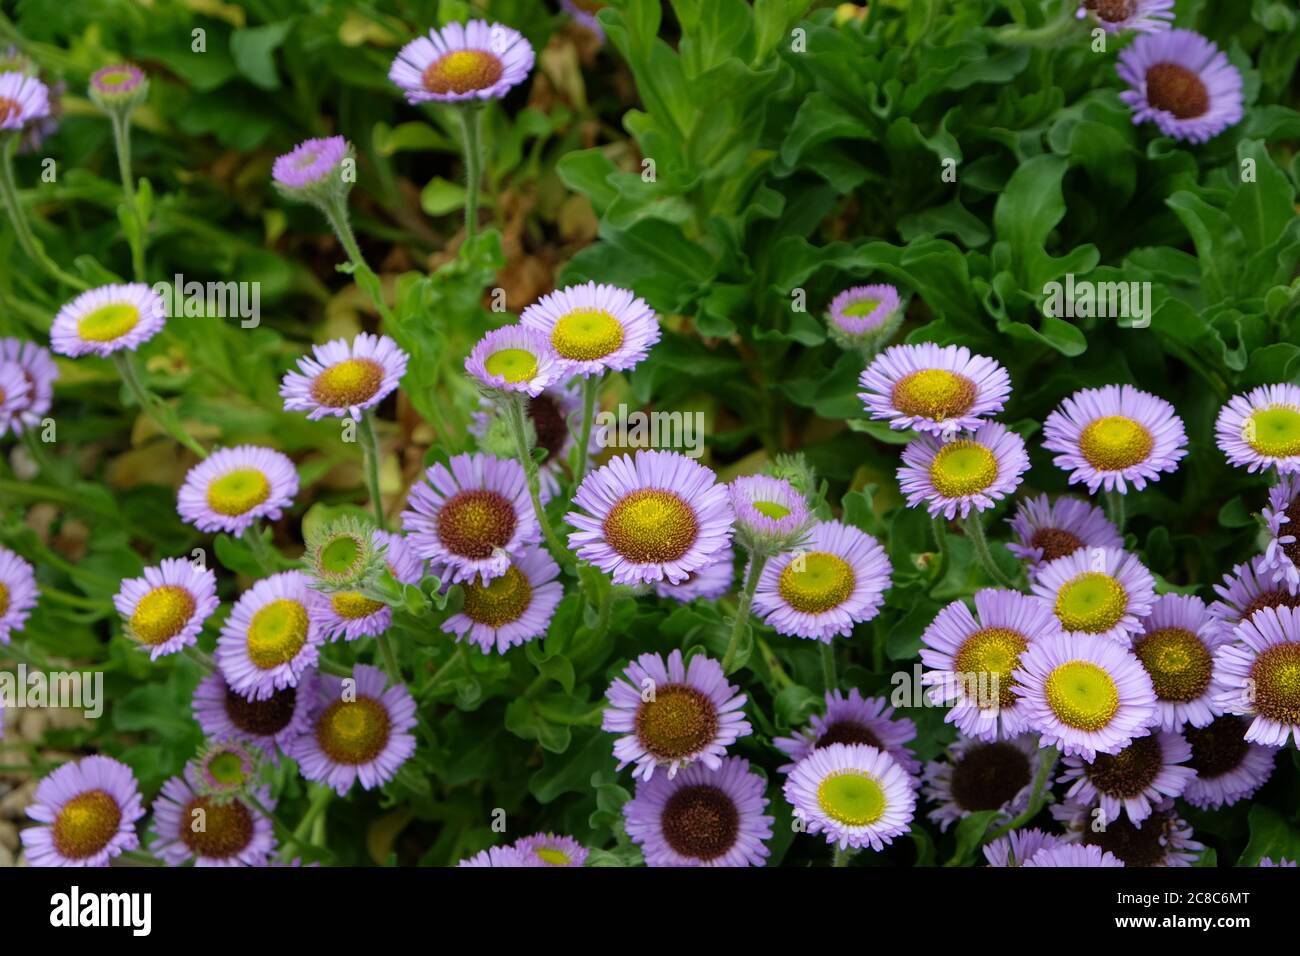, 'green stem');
459,105,483,241
287,786,333,852
930,516,949,582
505,395,570,565
721,554,768,673
40,586,110,612
359,410,387,531
242,522,280,576
963,512,1017,589
109,110,145,282
832,846,857,867
0,134,87,290
376,633,402,685
247,793,298,850
182,645,215,673
984,745,1060,844
320,196,394,325
573,373,600,489
1106,489,1126,536
819,641,837,694
112,352,208,458
756,636,795,690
